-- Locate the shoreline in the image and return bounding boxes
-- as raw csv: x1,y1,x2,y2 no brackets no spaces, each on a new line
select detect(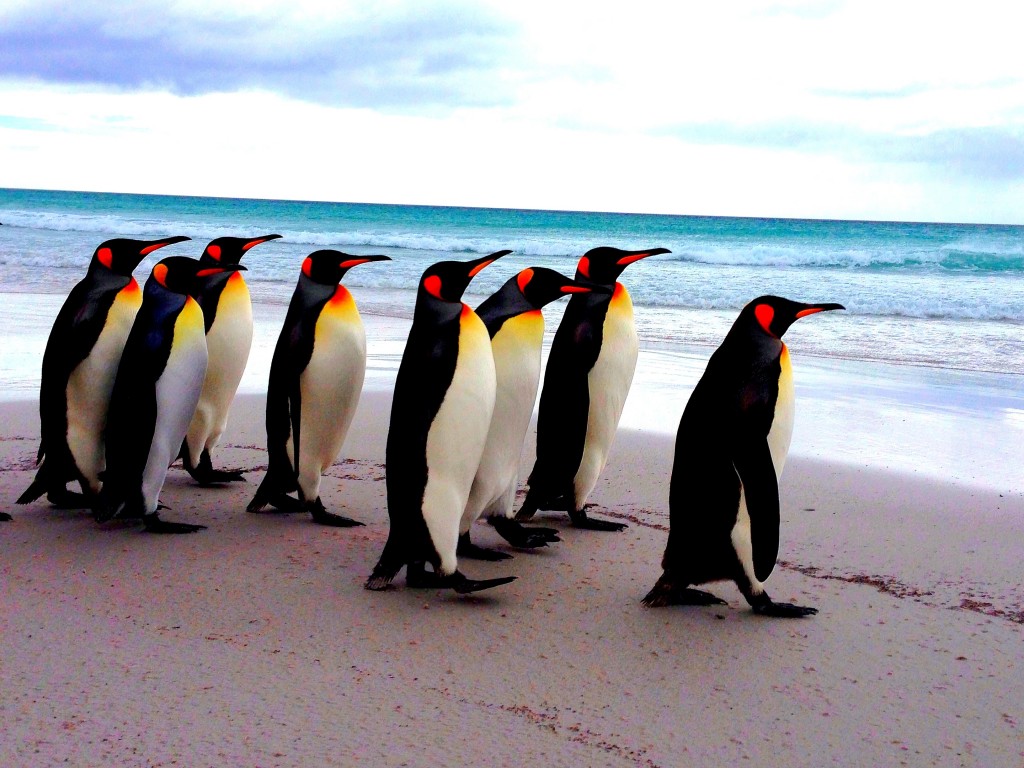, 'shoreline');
2,391,1022,766
3,288,1022,494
